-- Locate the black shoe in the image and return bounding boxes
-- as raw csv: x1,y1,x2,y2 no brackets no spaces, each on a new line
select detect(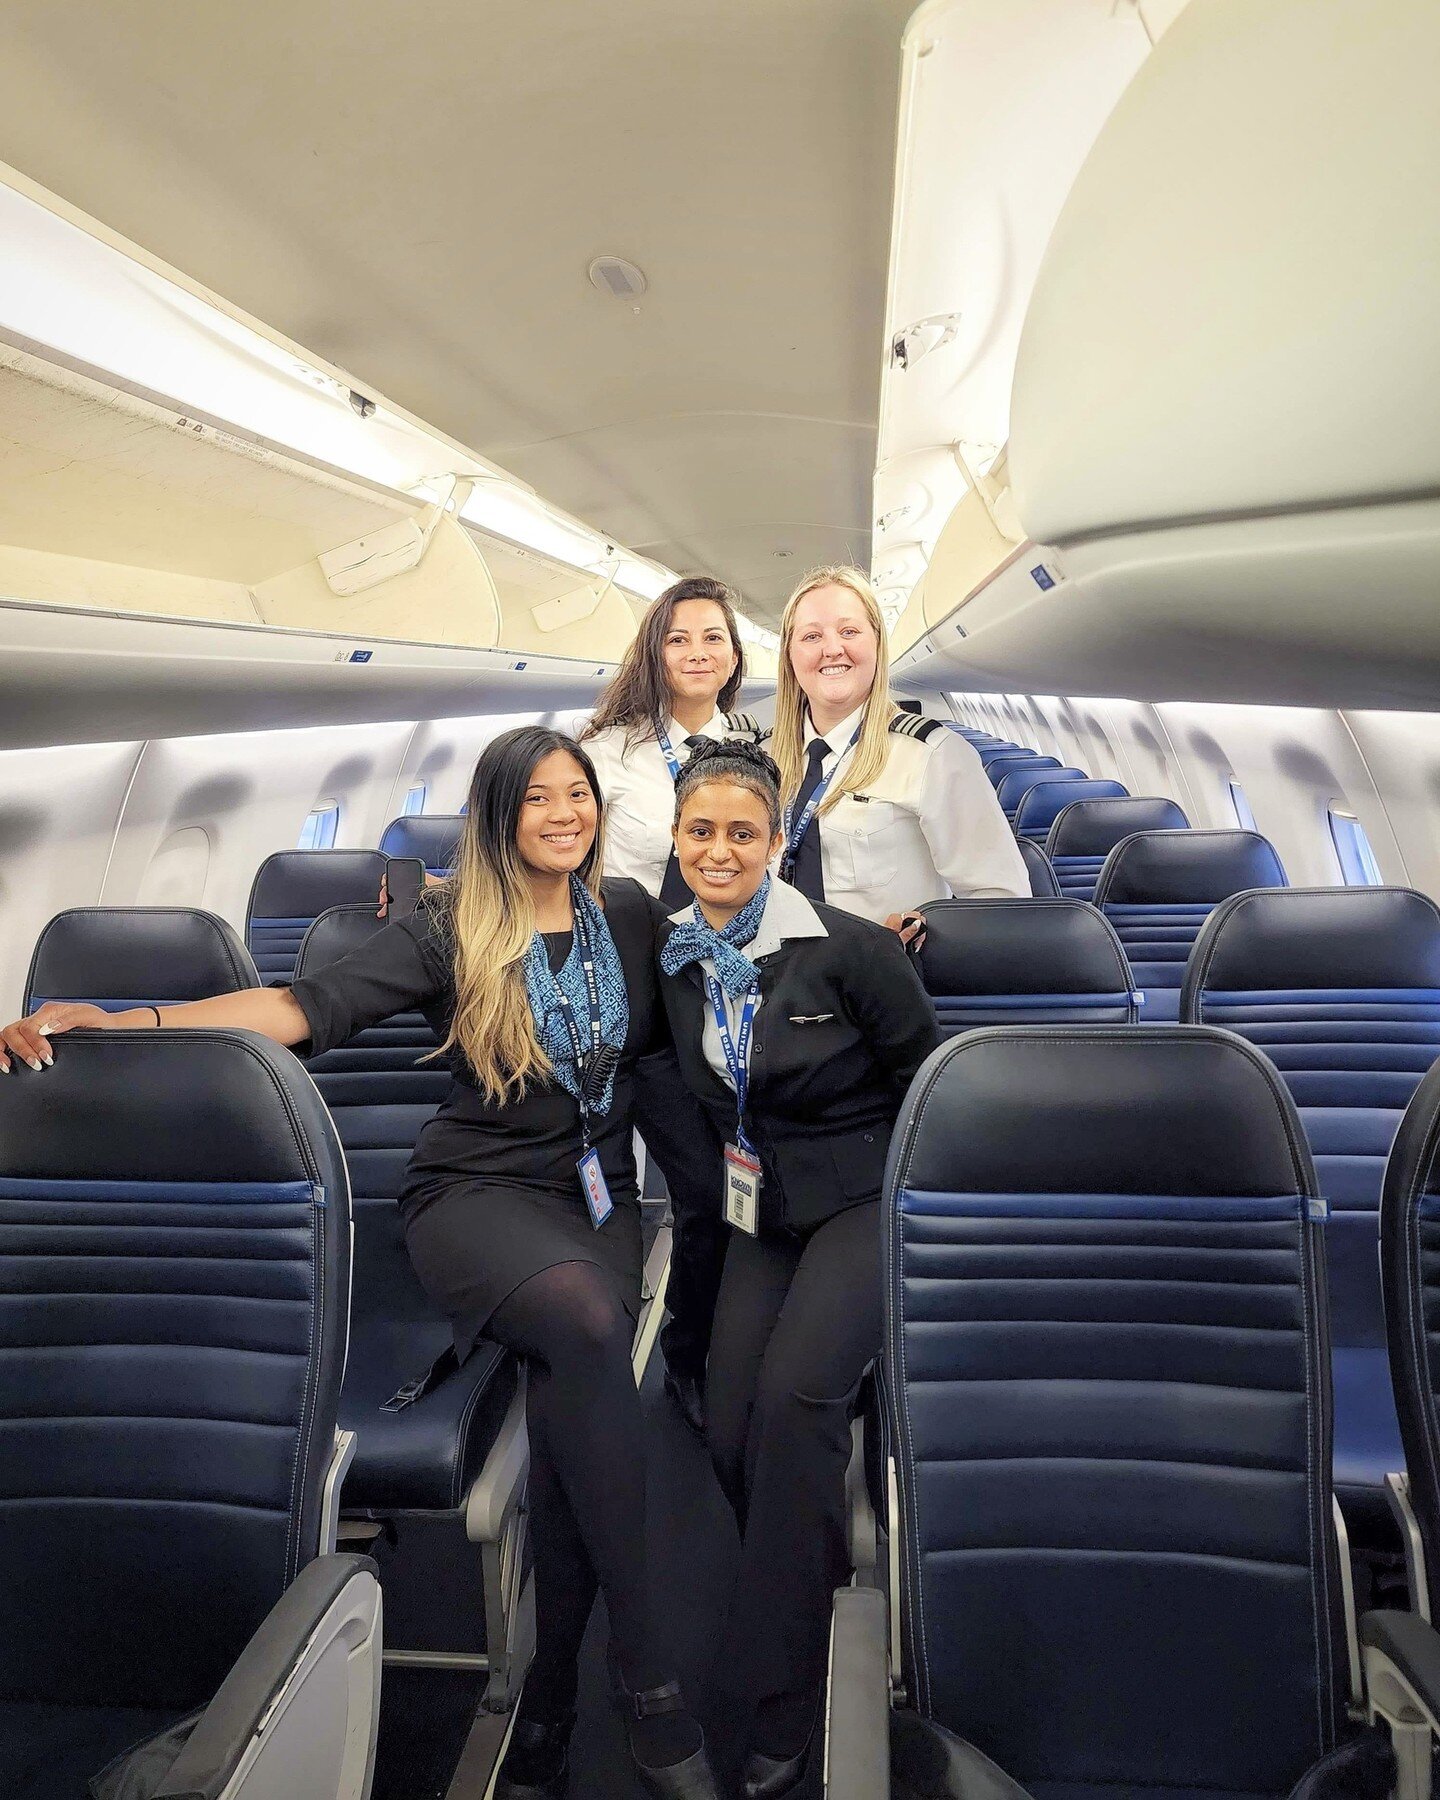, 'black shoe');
495,1710,574,1798
612,1670,720,1800
739,1744,811,1800
664,1368,706,1437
